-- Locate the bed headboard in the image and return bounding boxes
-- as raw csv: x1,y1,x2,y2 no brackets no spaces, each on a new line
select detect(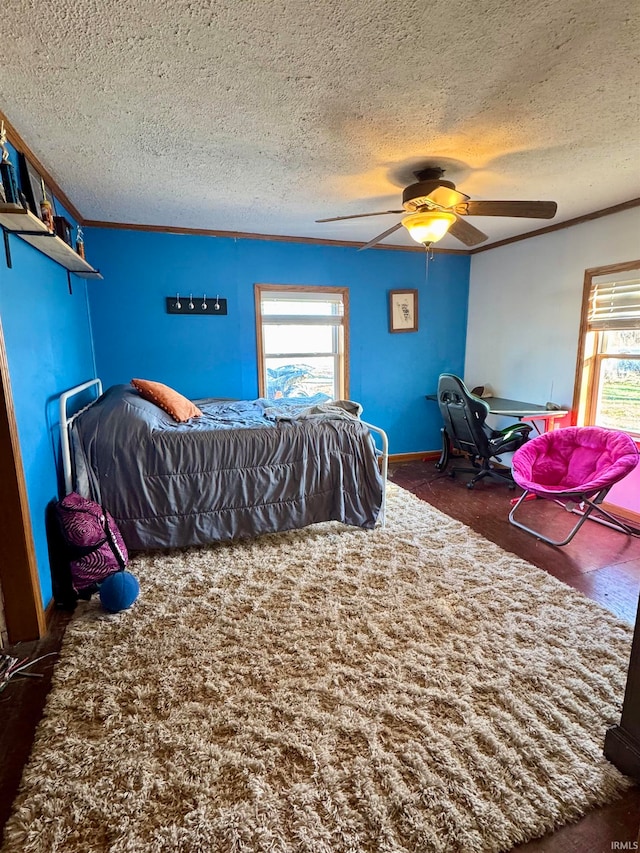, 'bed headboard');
59,378,103,495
